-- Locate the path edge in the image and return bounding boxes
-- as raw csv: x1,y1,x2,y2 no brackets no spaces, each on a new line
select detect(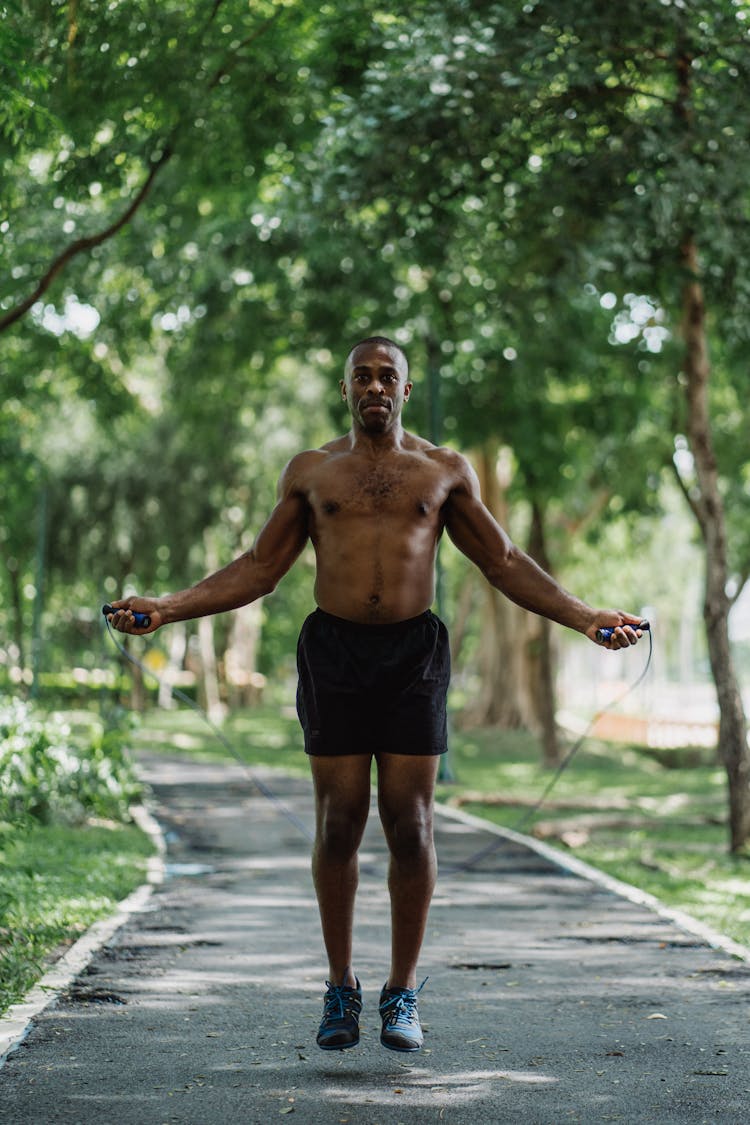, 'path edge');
0,803,166,1068
436,801,750,963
